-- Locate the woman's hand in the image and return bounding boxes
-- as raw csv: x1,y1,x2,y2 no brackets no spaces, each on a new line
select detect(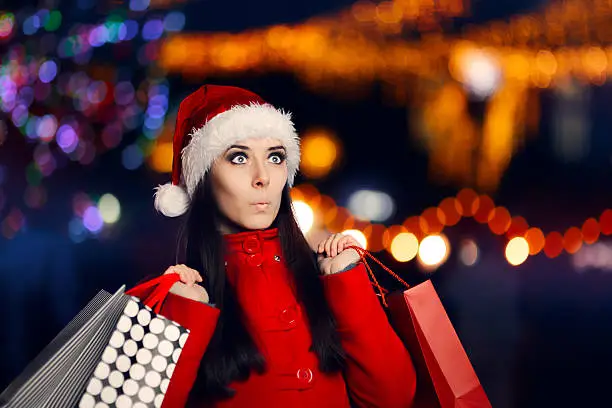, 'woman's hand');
316,233,363,275
164,264,210,304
